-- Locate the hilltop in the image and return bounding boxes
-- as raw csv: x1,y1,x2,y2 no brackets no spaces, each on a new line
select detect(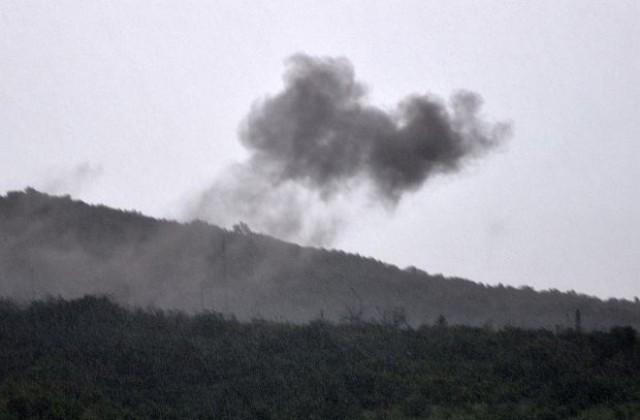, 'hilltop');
1,188,639,330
